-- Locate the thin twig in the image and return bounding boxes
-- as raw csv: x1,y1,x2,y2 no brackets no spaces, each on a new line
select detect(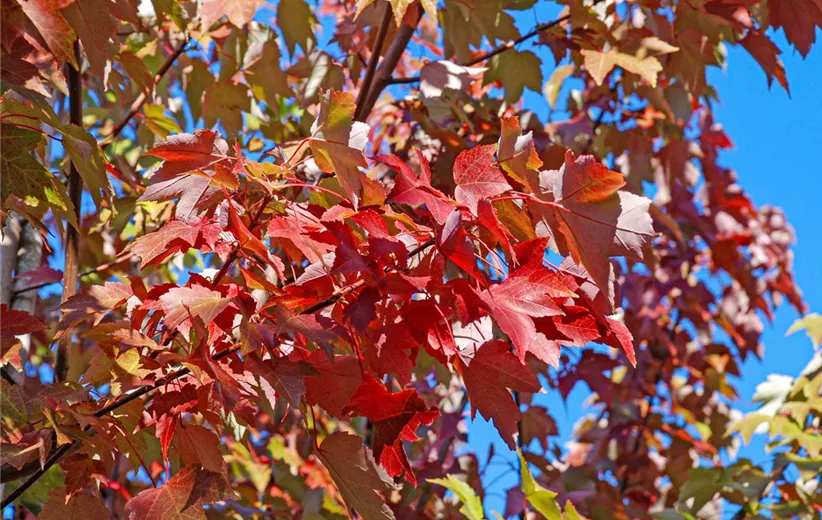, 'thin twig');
100,37,190,146
13,253,135,296
353,5,393,121
386,11,575,84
